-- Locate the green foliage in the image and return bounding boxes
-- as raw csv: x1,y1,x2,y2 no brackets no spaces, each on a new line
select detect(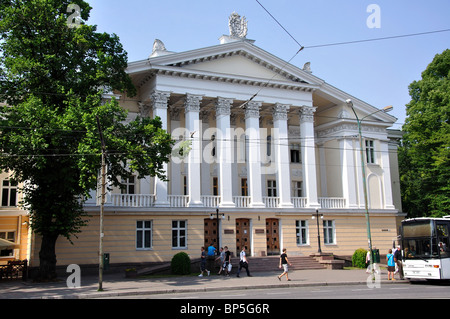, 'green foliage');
0,0,174,279
352,248,368,268
171,252,191,275
399,49,450,218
